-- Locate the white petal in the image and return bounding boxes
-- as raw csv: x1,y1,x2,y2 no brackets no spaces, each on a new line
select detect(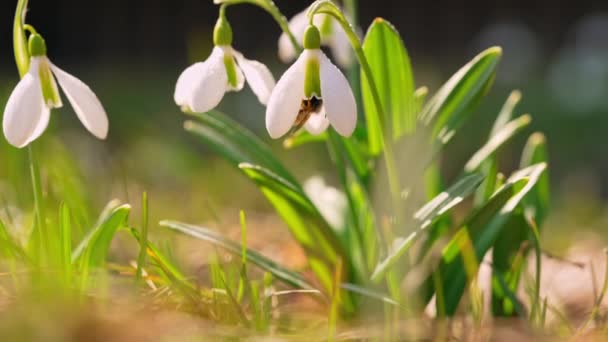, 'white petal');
278,9,308,63
50,63,109,139
304,109,329,135
24,106,51,146
265,51,309,139
2,72,48,148
233,51,276,105
188,47,229,113
319,51,357,136
174,62,206,107
328,21,354,68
